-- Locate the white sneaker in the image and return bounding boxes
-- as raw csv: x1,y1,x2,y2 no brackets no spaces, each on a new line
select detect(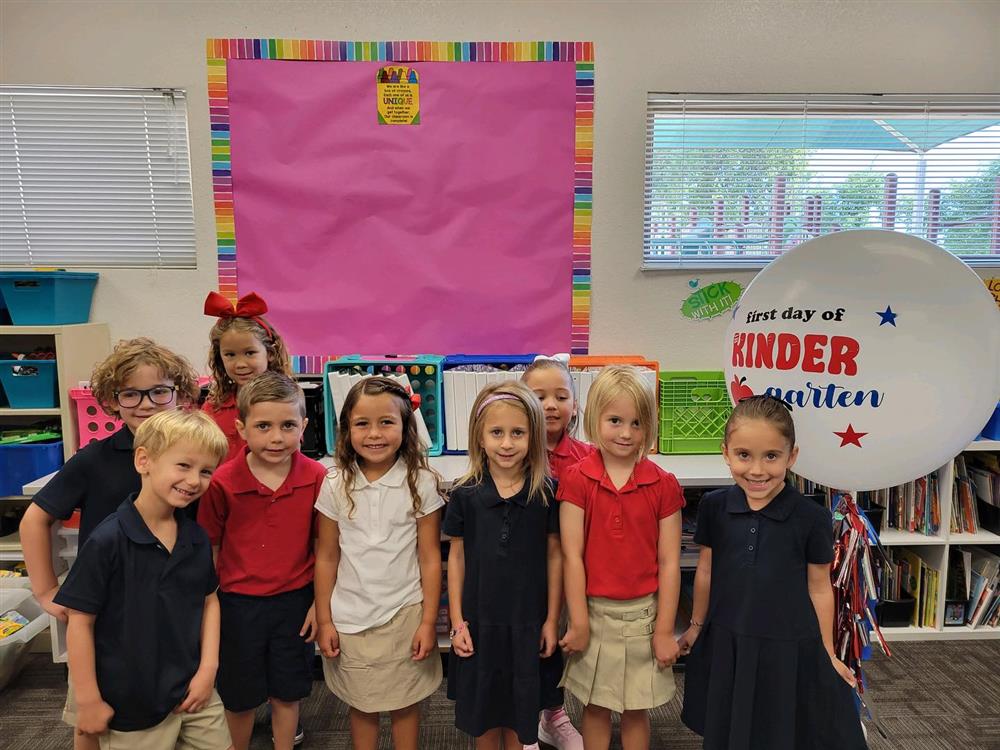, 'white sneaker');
537,708,584,750
523,744,541,750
